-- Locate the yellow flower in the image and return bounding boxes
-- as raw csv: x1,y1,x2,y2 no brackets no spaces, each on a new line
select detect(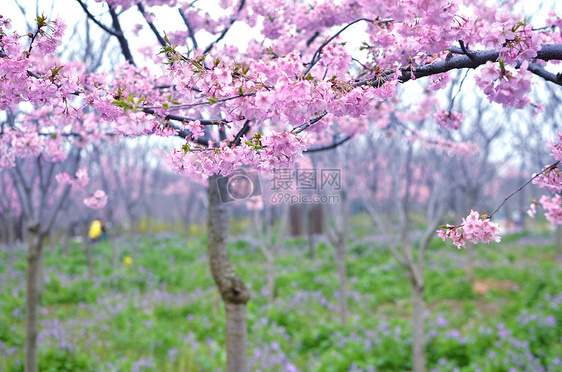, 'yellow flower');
123,256,133,265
